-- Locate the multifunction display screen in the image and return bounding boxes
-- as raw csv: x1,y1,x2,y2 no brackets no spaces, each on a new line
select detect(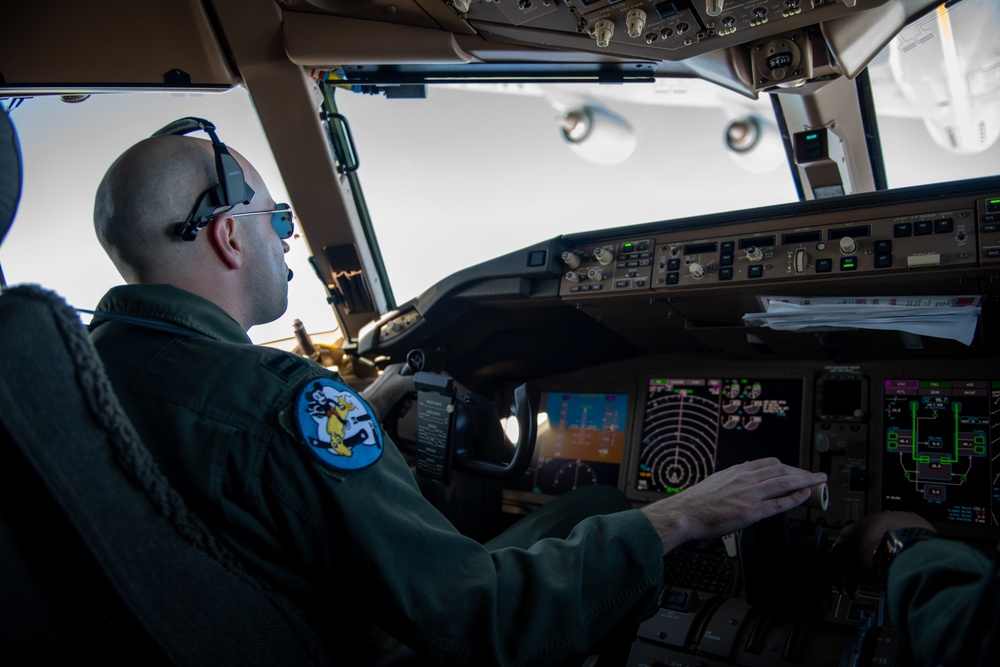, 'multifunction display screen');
508,391,627,496
881,379,1000,536
637,377,803,495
